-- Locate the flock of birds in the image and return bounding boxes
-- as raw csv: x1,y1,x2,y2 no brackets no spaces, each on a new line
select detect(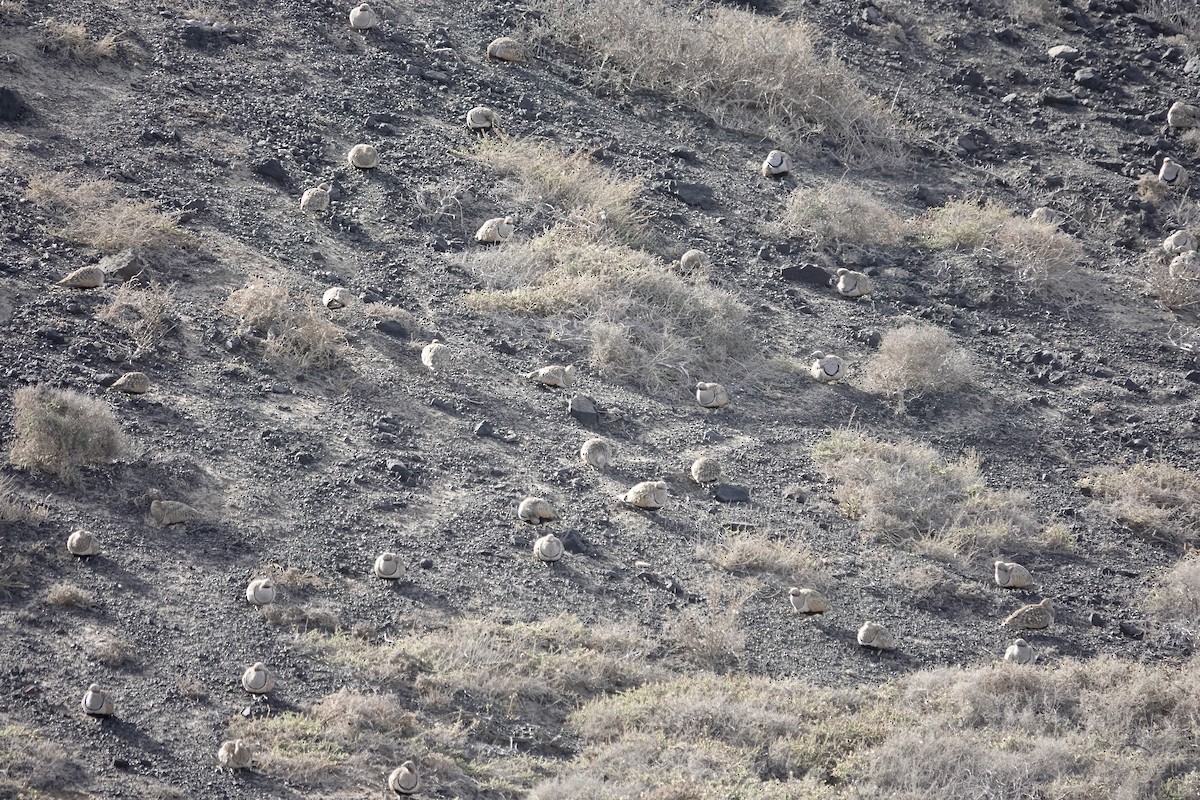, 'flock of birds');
41,3,1200,794
784,559,1054,661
